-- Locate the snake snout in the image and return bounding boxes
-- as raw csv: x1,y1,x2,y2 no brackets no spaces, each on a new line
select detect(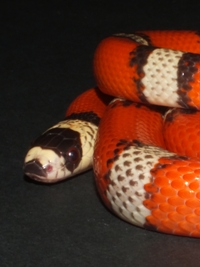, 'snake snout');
23,159,50,181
